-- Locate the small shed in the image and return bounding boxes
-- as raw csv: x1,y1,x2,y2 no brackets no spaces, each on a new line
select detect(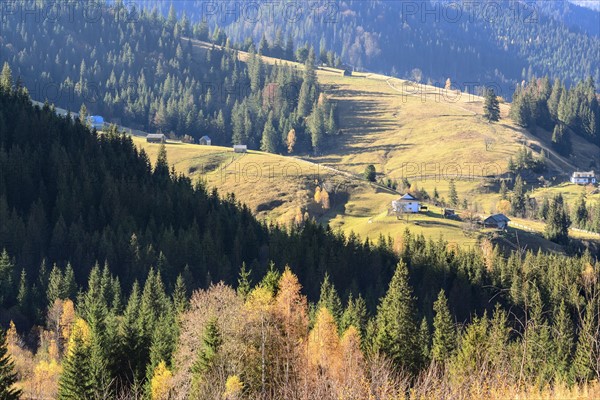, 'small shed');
199,136,212,146
442,208,456,218
233,145,248,153
392,194,420,214
482,214,511,230
146,133,166,144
